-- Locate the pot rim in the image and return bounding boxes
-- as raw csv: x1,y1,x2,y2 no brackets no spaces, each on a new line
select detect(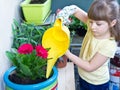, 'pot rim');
4,66,58,89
